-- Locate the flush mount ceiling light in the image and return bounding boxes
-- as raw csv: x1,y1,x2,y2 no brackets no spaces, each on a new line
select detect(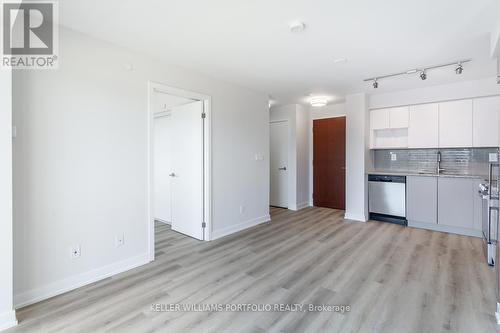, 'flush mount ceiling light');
289,21,306,33
333,57,348,64
363,59,471,88
310,97,328,107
